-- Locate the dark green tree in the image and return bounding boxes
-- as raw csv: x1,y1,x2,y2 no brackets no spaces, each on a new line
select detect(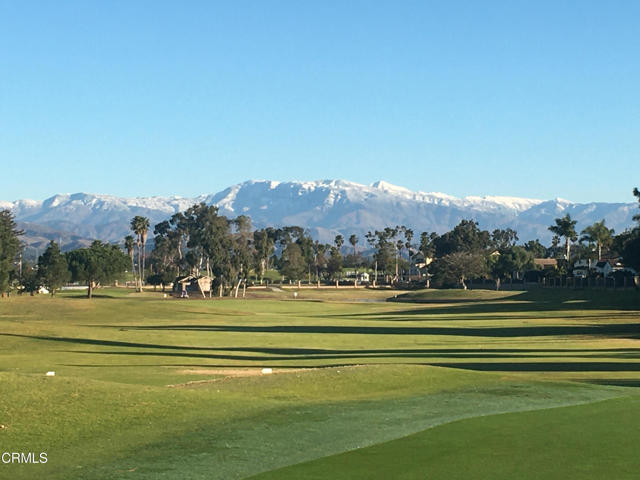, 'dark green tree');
491,228,519,252
615,188,640,270
434,220,491,256
37,241,70,295
326,246,343,287
580,220,614,261
368,229,396,284
280,243,305,285
523,239,547,258
276,226,304,248
620,233,640,271
66,241,129,298
434,252,488,289
296,232,315,284
548,214,577,261
253,228,276,283
417,231,438,287
313,240,327,282
432,252,487,290
184,203,233,296
231,216,254,296
488,246,534,290
148,221,180,289
20,263,40,295
169,211,190,269
0,210,23,296
418,232,437,259
365,231,378,286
